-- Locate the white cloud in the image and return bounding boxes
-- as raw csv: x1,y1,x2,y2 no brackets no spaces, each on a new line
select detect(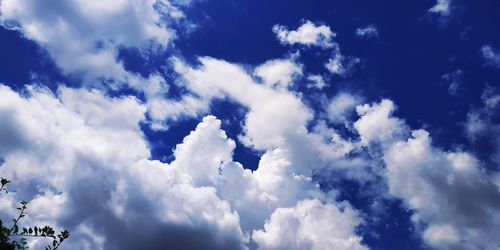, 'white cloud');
325,45,360,76
325,54,344,75
0,82,367,249
0,0,190,86
172,57,362,169
327,92,363,124
218,147,330,232
429,0,452,16
422,224,460,249
2,56,499,250
158,56,373,245
465,85,500,165
384,129,500,249
355,25,379,39
2,4,498,247
482,85,500,110
481,45,500,69
441,69,463,95
254,58,303,88
3,0,500,248
352,99,500,249
306,74,326,89
0,0,209,132
147,94,210,130
173,57,314,150
253,199,368,250
0,84,248,249
354,99,407,146
465,111,487,140
272,20,335,49
171,115,236,187
272,20,358,77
